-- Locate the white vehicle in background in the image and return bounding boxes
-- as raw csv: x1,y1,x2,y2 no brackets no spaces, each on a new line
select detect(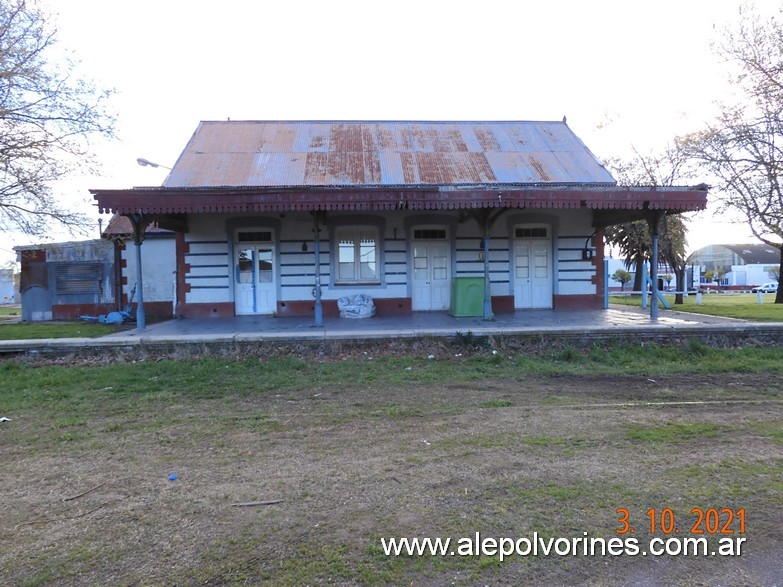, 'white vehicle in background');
751,282,779,293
